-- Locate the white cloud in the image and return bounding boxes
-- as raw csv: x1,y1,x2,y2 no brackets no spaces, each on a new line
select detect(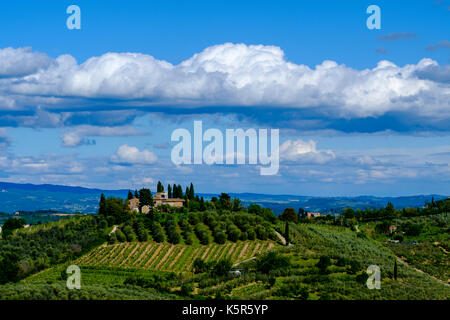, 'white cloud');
0,44,448,123
0,47,53,77
61,125,149,147
110,144,157,165
279,139,335,164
